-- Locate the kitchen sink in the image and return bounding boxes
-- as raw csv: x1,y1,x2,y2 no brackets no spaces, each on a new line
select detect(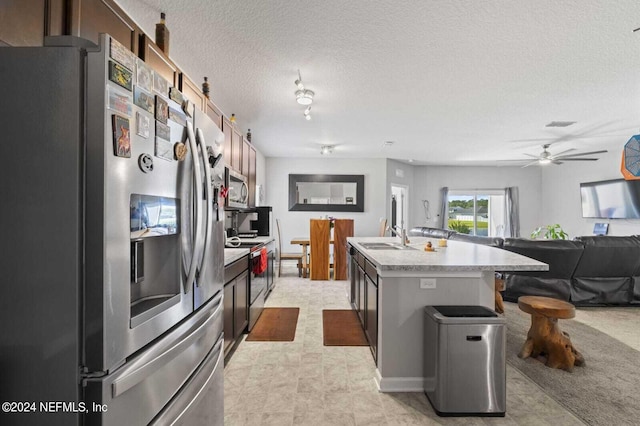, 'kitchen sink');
359,242,416,250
